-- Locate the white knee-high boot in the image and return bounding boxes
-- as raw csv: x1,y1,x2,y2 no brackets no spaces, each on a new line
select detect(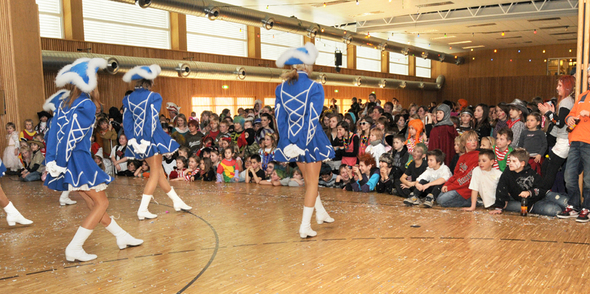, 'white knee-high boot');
315,193,334,224
137,195,157,220
3,202,33,226
299,206,317,239
65,227,97,262
59,191,77,206
166,187,192,211
105,217,143,249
